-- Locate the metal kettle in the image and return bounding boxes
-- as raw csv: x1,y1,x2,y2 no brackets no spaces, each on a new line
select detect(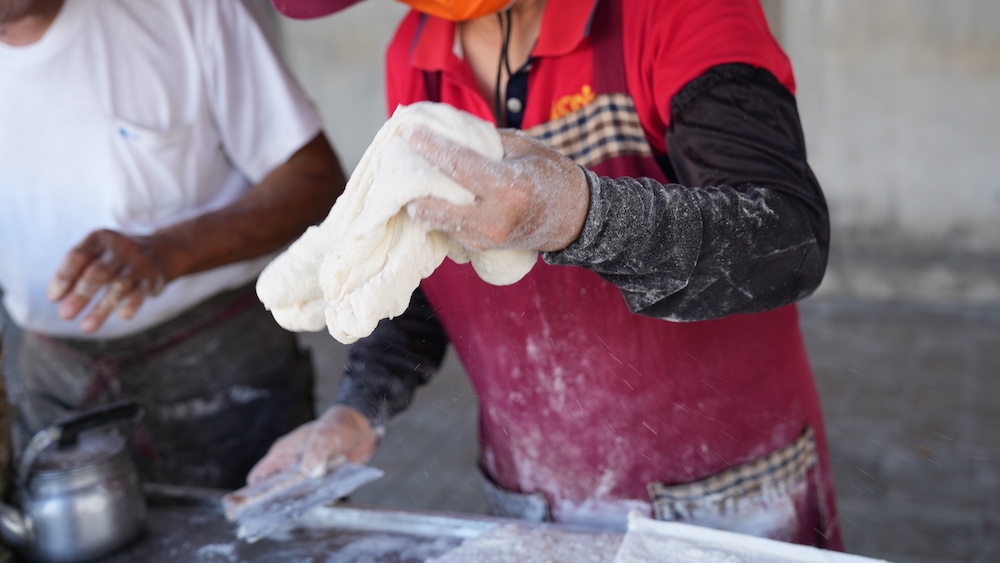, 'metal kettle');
0,400,147,563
